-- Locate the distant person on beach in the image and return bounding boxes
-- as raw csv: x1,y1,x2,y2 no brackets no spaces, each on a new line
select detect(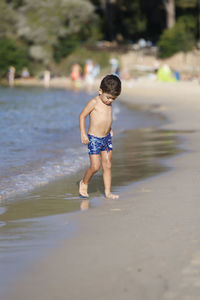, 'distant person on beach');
79,74,121,199
84,59,94,90
92,62,100,79
8,66,16,87
71,63,82,89
44,70,51,88
21,67,30,78
109,58,120,77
